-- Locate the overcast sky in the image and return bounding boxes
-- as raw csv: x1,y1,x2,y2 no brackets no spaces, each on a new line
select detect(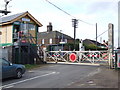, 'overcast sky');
0,0,119,48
